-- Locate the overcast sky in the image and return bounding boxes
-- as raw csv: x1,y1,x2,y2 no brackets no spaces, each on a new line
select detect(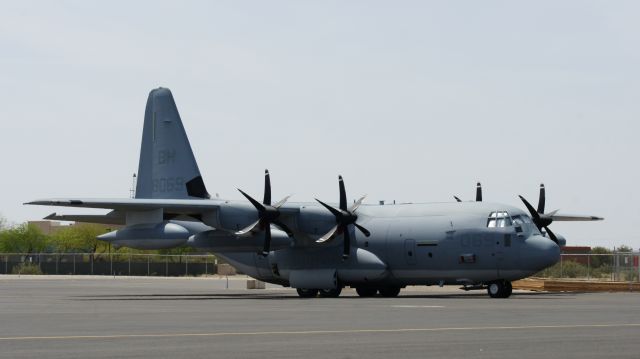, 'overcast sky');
1,1,638,249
